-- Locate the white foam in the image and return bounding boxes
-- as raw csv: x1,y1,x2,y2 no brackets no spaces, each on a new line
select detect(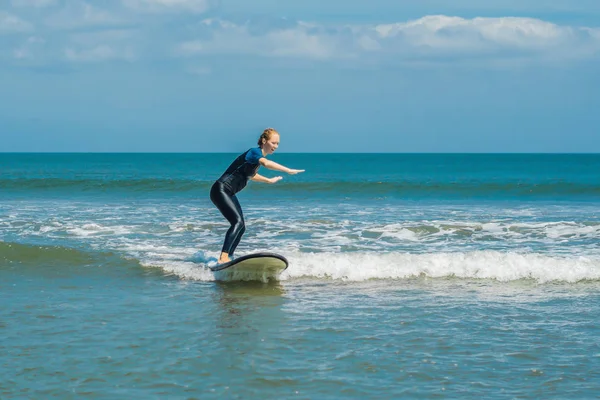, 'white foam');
280,251,600,283
66,223,133,237
380,225,420,241
137,250,600,284
39,222,64,233
115,241,193,260
144,260,215,281
545,223,600,239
